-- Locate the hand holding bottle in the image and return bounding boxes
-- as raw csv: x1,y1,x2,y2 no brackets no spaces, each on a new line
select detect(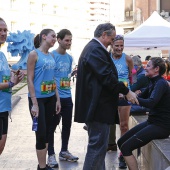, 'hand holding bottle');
31,104,39,117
